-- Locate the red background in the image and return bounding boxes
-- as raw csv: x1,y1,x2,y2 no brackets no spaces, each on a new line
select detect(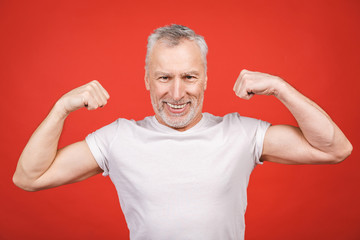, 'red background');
1,0,359,239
